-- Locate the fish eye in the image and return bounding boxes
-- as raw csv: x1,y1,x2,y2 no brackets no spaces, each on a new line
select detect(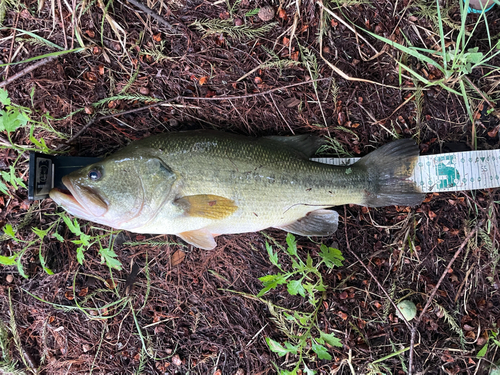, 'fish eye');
88,168,102,181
